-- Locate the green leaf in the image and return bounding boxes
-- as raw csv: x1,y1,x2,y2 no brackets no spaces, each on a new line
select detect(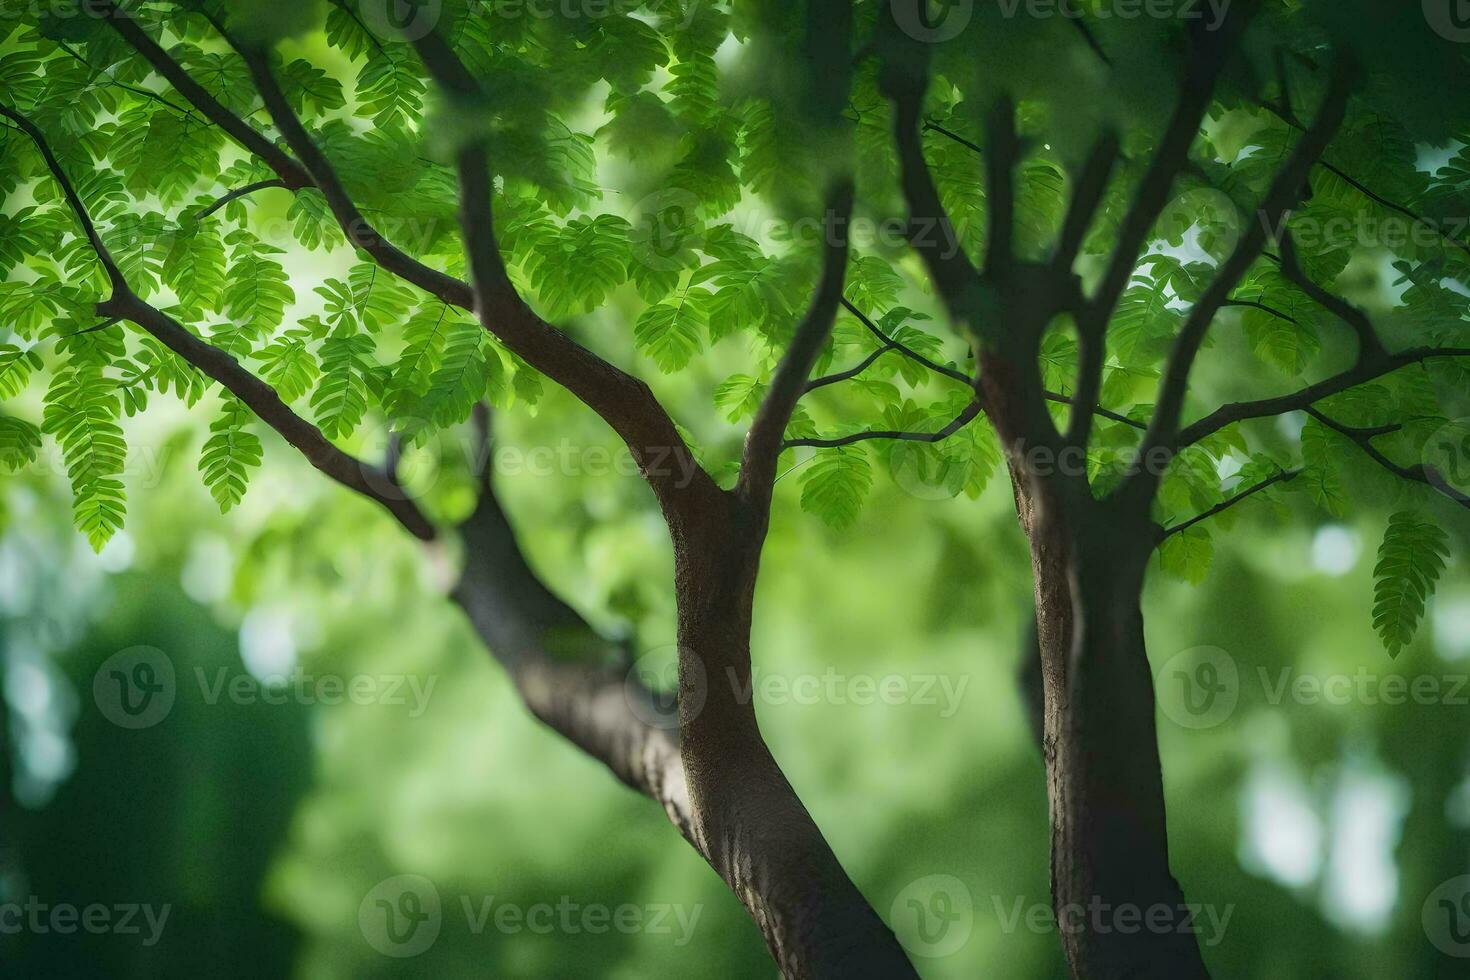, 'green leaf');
800,448,873,529
356,47,426,130
634,302,704,373
312,335,376,439
41,367,127,550
199,398,263,512
0,344,43,399
256,330,320,403
315,264,416,335
223,236,295,346
1299,419,1350,517
1372,511,1450,658
281,58,347,114
713,374,765,422
0,414,41,471
523,215,632,316
162,220,228,313
1238,304,1319,376
416,320,497,431
1158,525,1214,585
